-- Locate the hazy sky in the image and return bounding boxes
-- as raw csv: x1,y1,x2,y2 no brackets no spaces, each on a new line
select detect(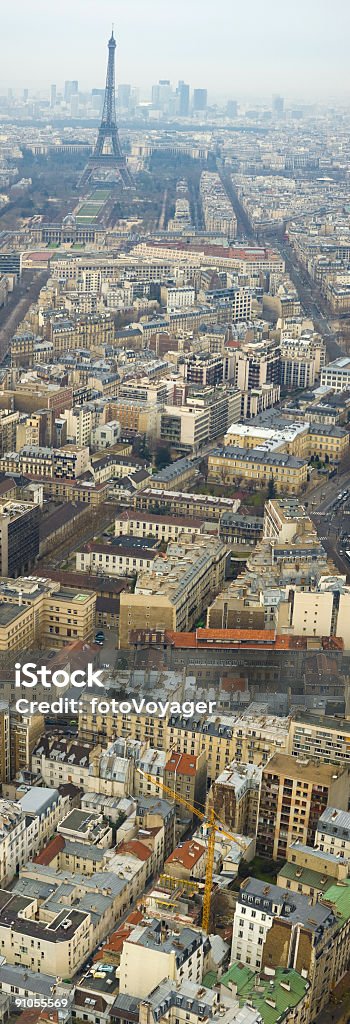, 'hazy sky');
1,0,350,102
